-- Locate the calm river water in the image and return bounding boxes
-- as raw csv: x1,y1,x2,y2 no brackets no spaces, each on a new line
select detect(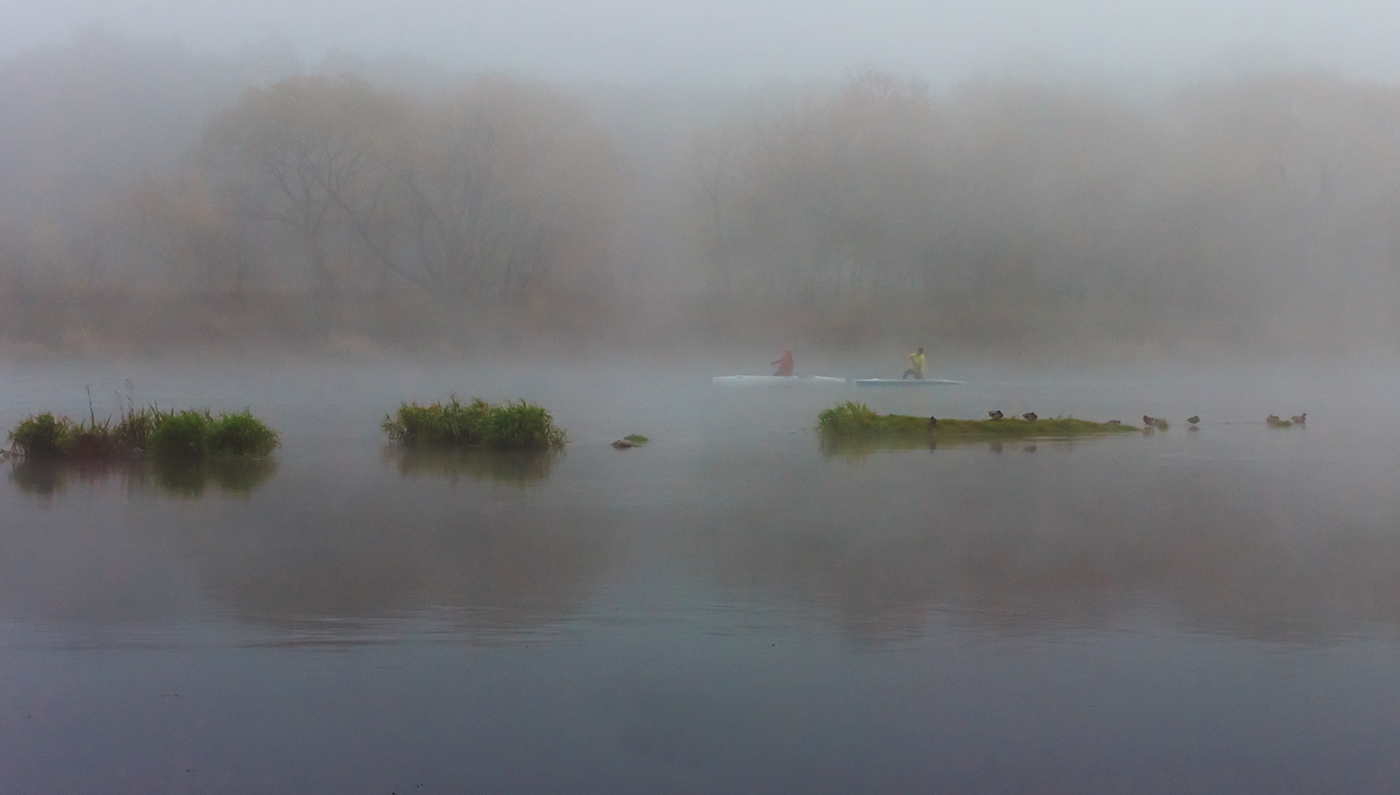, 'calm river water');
2,356,1399,794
